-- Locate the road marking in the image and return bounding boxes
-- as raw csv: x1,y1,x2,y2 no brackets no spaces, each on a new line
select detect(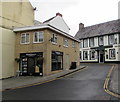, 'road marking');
104,65,120,98
1,66,88,92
